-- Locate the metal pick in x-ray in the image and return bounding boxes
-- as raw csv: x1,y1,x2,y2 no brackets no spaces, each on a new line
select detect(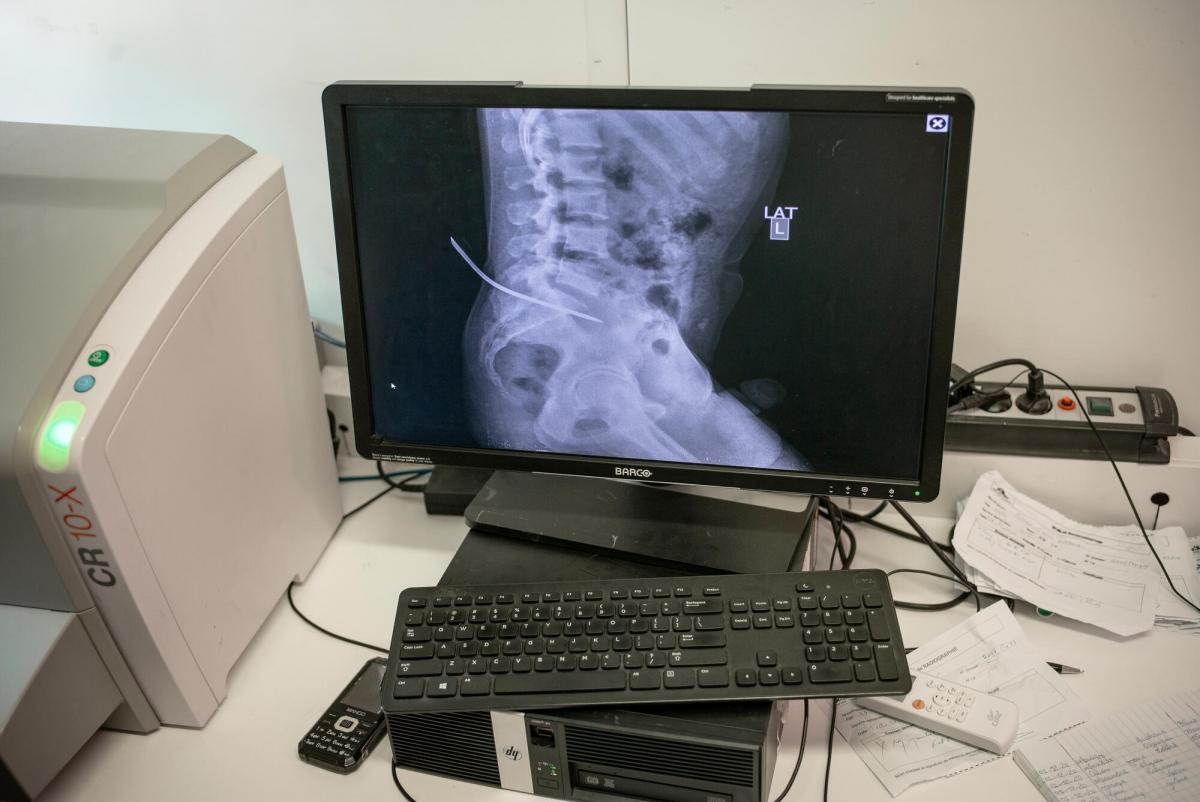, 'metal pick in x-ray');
459,106,809,470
